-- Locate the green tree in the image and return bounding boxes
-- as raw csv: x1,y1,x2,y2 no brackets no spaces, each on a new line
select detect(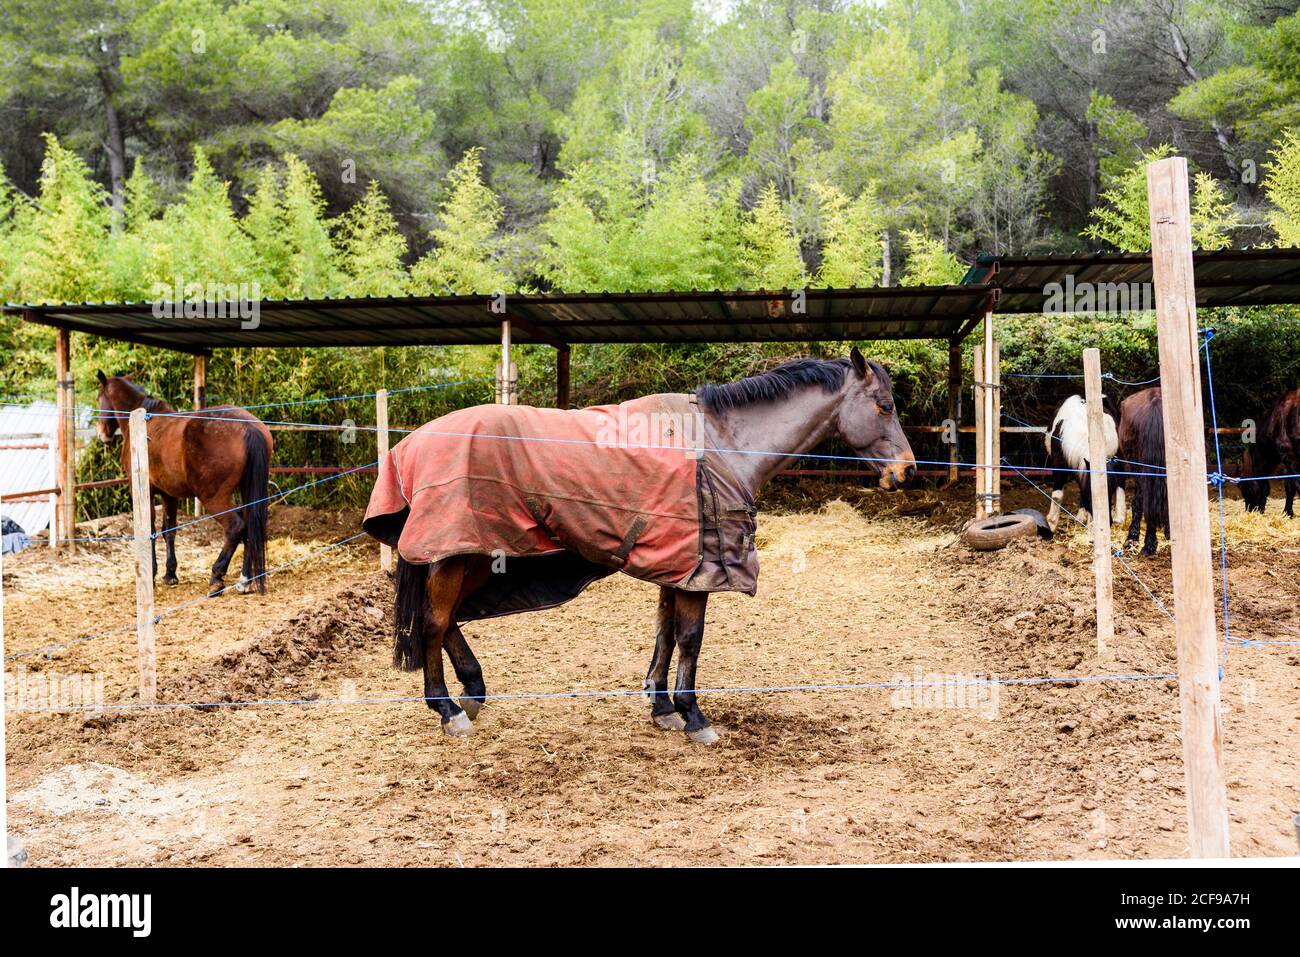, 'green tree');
899,231,966,286
14,134,111,303
1082,146,1240,252
810,181,884,289
1263,130,1300,247
335,180,411,297
740,182,805,289
410,148,513,294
